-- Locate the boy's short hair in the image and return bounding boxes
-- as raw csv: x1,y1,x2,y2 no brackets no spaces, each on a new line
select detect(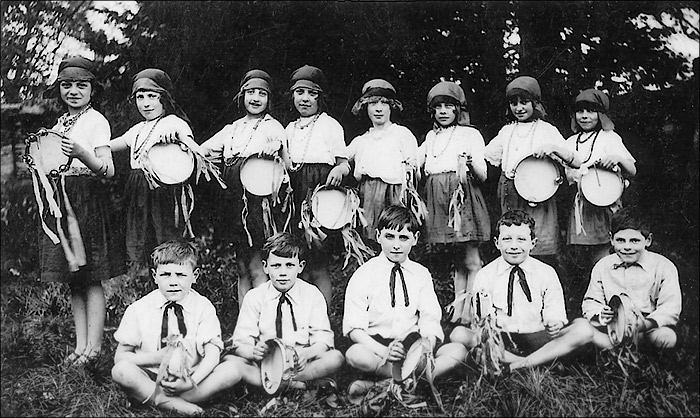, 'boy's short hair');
376,205,421,234
610,207,651,238
496,210,536,239
150,239,199,270
262,232,306,261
